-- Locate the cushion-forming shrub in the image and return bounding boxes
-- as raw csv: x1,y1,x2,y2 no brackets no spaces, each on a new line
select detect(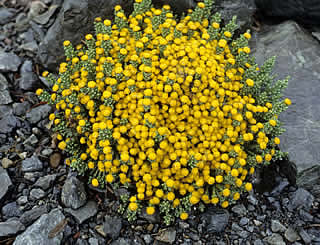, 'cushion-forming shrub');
37,0,291,224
